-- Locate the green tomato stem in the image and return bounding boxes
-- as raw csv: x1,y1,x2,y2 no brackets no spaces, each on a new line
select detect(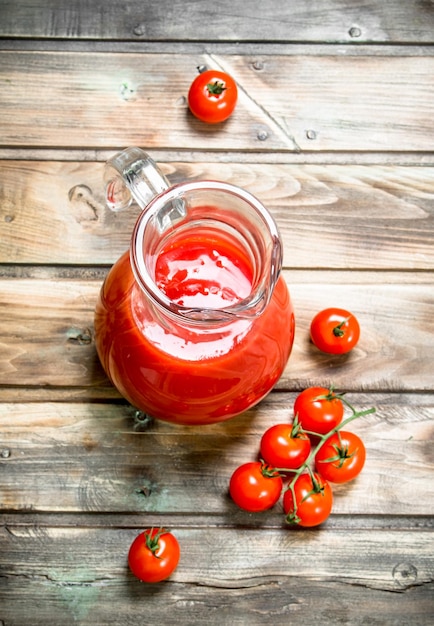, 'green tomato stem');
145,527,167,557
283,404,376,525
333,316,351,337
